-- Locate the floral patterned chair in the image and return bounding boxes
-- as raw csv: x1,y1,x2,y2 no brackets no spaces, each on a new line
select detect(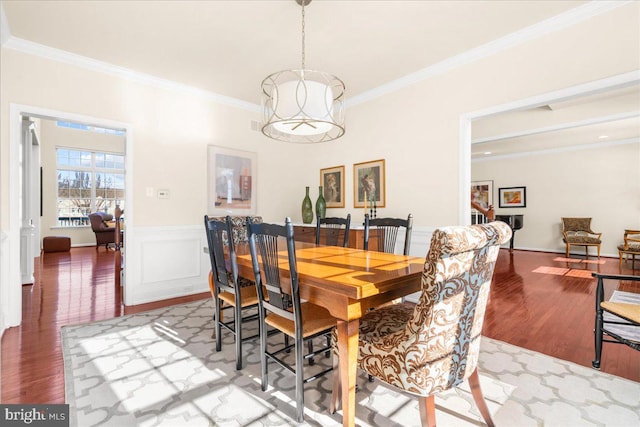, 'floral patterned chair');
331,221,511,427
561,217,602,258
